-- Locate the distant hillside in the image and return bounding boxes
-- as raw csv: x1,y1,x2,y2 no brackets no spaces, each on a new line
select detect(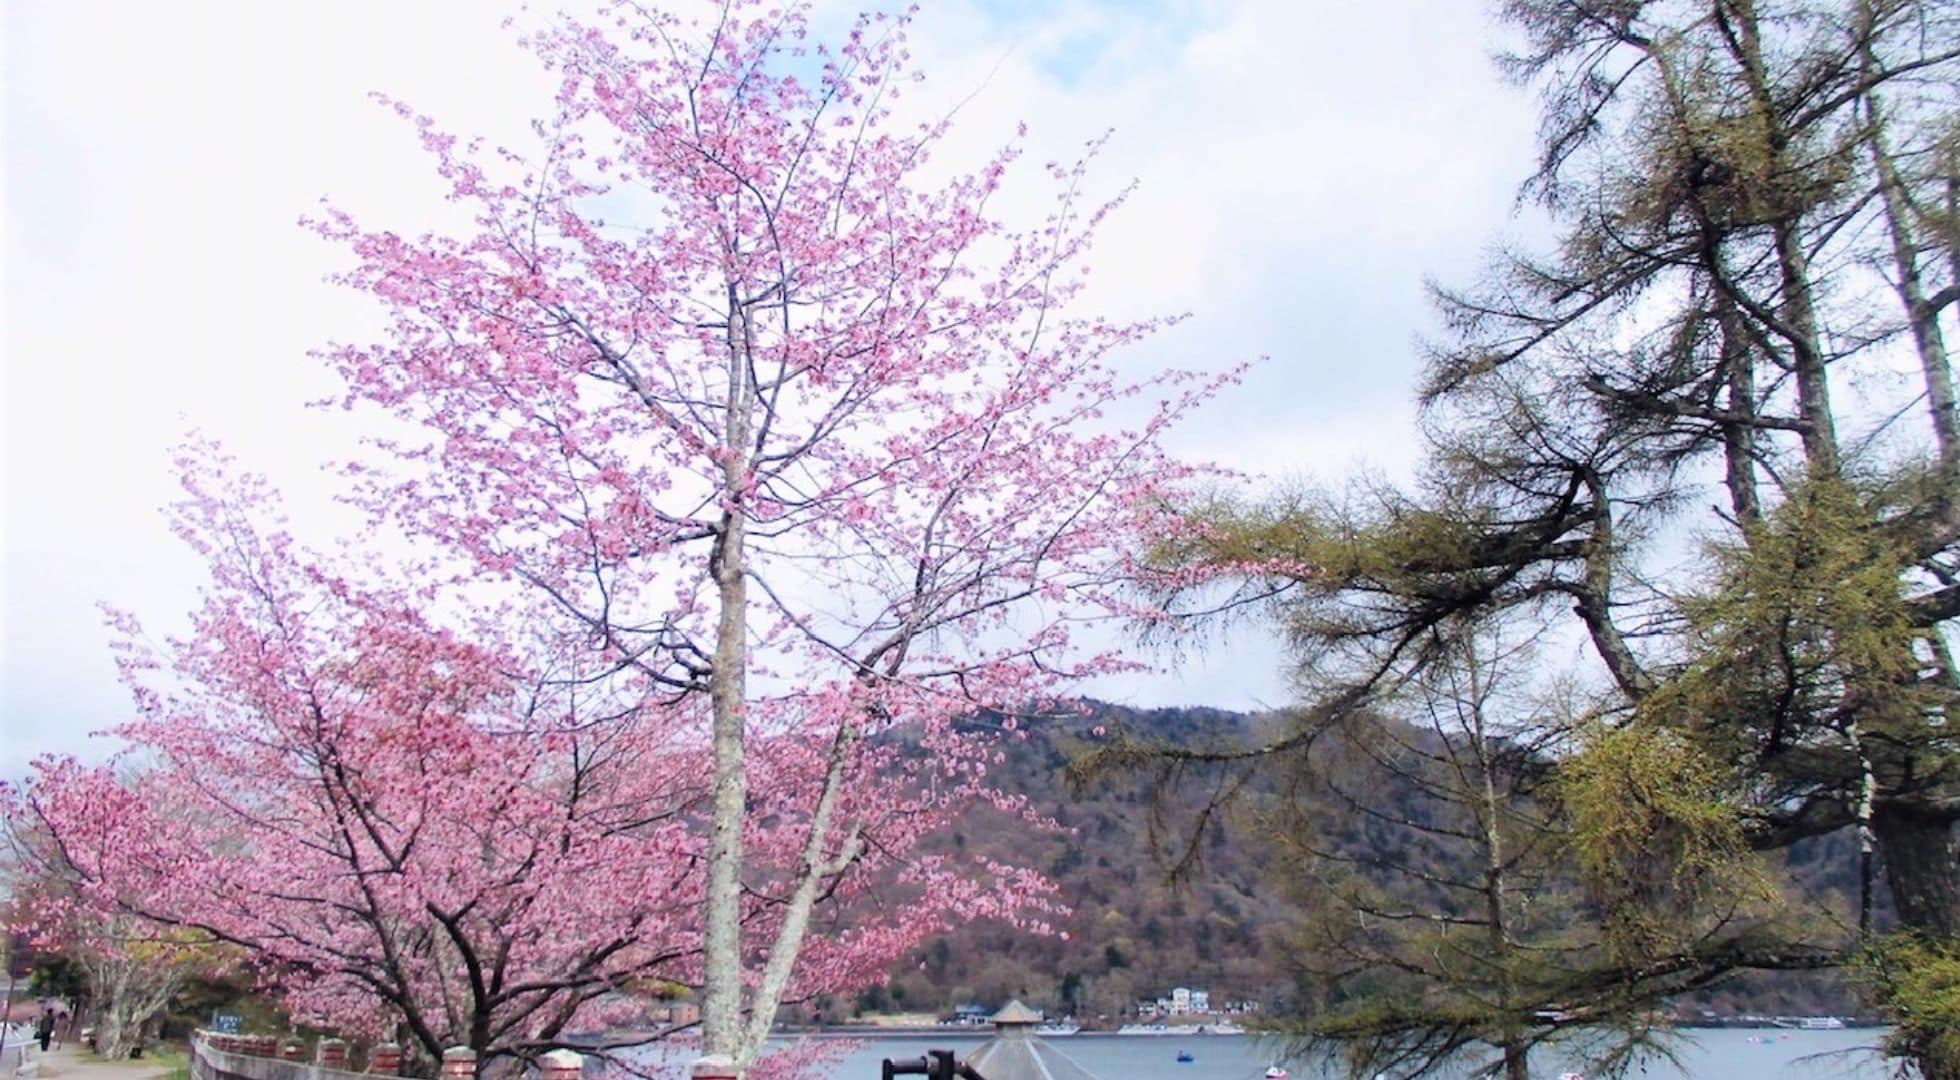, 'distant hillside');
817,702,1876,1024
813,702,1288,1023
